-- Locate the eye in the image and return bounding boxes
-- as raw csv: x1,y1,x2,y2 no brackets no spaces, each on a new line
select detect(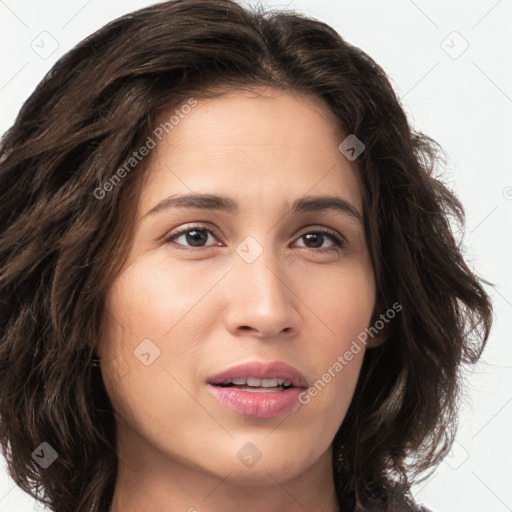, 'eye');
164,224,220,249
293,228,345,253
